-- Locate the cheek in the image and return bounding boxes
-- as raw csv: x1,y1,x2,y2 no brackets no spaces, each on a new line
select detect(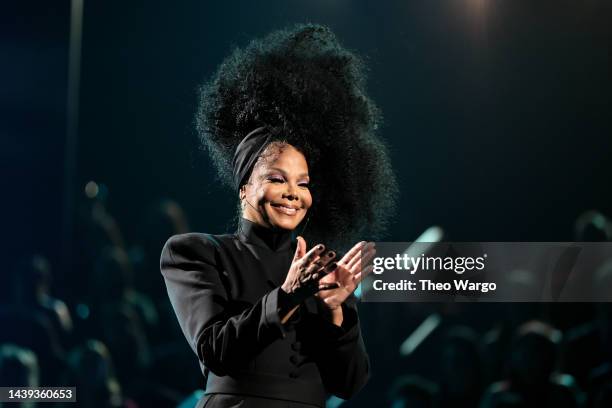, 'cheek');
252,185,268,199
303,191,313,209
256,186,278,205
